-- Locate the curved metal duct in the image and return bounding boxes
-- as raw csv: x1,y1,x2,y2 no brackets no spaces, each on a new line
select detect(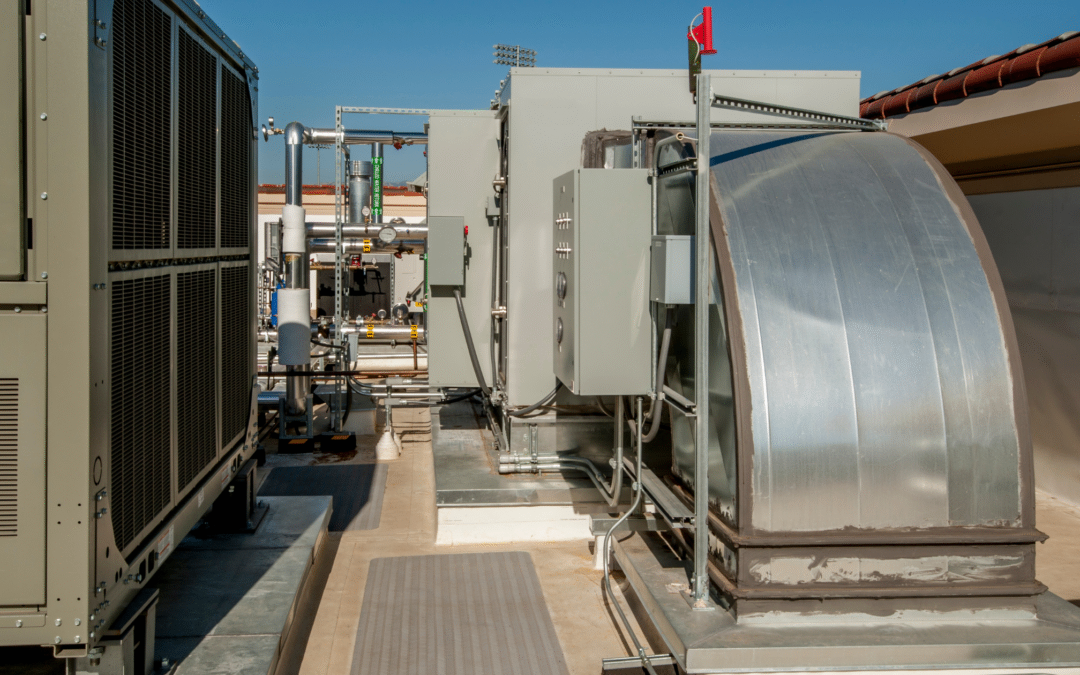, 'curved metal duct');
659,130,1037,609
